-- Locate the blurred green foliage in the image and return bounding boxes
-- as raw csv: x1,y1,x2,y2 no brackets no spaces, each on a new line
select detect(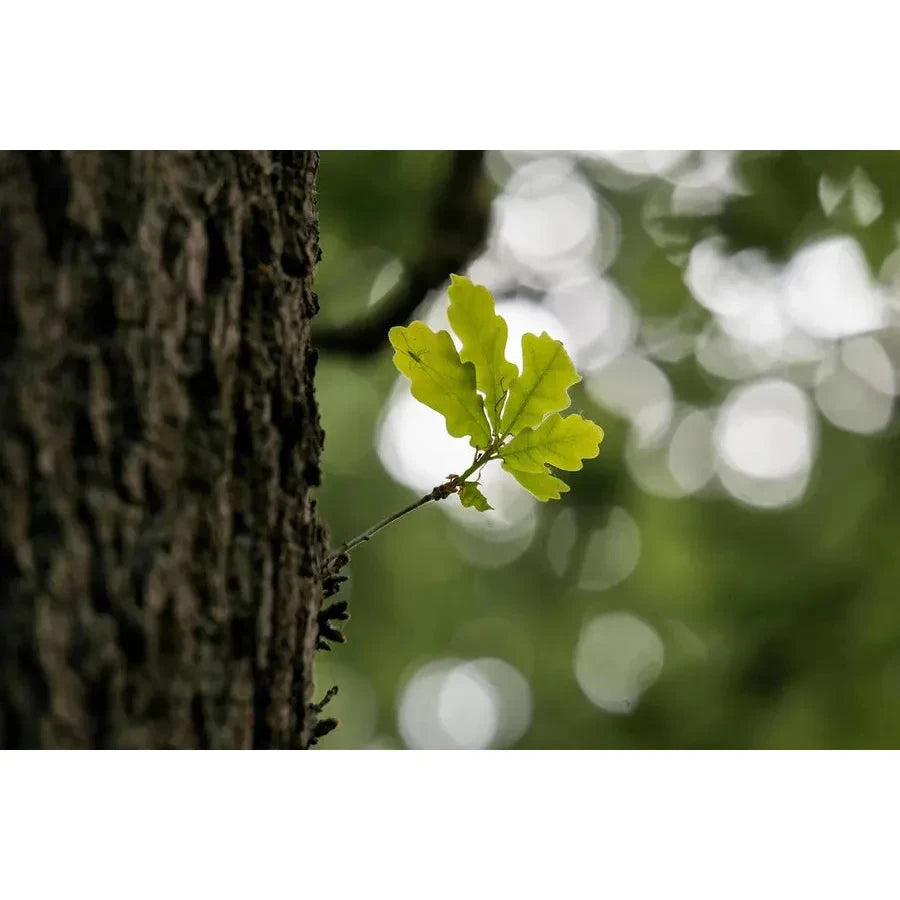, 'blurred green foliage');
313,151,900,749
315,152,448,329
